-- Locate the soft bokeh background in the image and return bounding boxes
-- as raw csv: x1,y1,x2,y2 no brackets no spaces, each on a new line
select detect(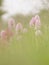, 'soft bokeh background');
0,0,49,65
2,0,49,19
